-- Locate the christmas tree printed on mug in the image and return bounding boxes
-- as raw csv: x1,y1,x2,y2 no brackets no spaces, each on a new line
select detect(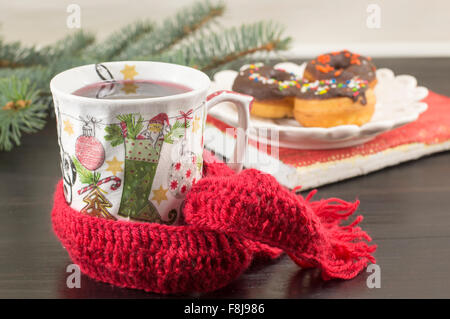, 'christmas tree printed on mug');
73,116,122,220
105,112,189,223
